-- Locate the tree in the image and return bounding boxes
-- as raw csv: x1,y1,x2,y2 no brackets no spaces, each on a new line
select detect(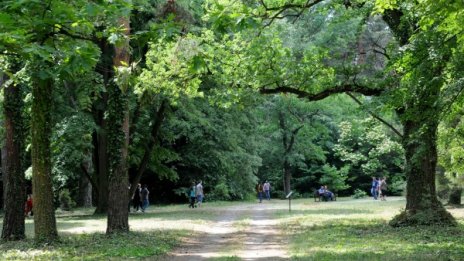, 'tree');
152,0,463,225
0,0,101,241
1,60,26,241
